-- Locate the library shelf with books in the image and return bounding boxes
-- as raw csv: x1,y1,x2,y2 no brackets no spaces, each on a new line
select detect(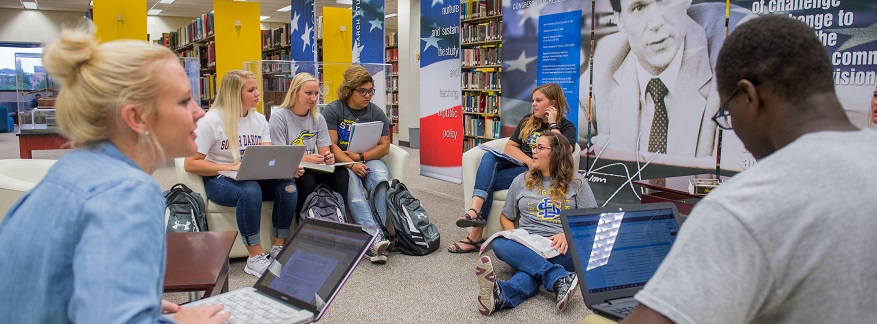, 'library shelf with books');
385,32,399,136
160,12,216,110
460,0,502,152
